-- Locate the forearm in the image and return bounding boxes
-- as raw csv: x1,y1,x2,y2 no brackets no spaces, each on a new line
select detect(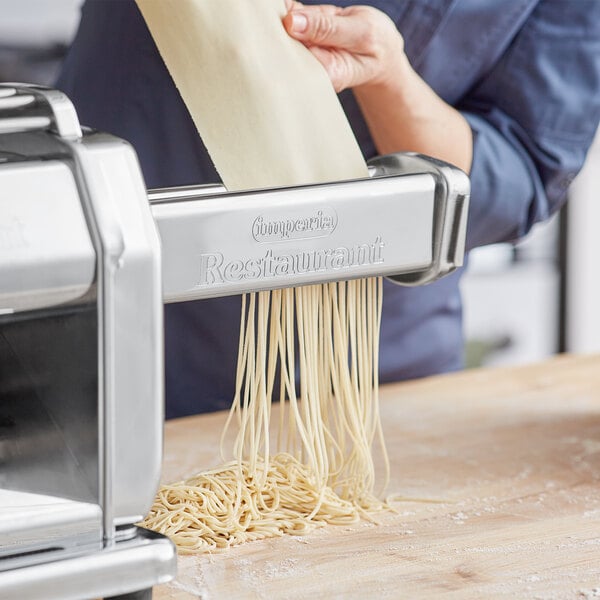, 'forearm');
354,56,473,173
